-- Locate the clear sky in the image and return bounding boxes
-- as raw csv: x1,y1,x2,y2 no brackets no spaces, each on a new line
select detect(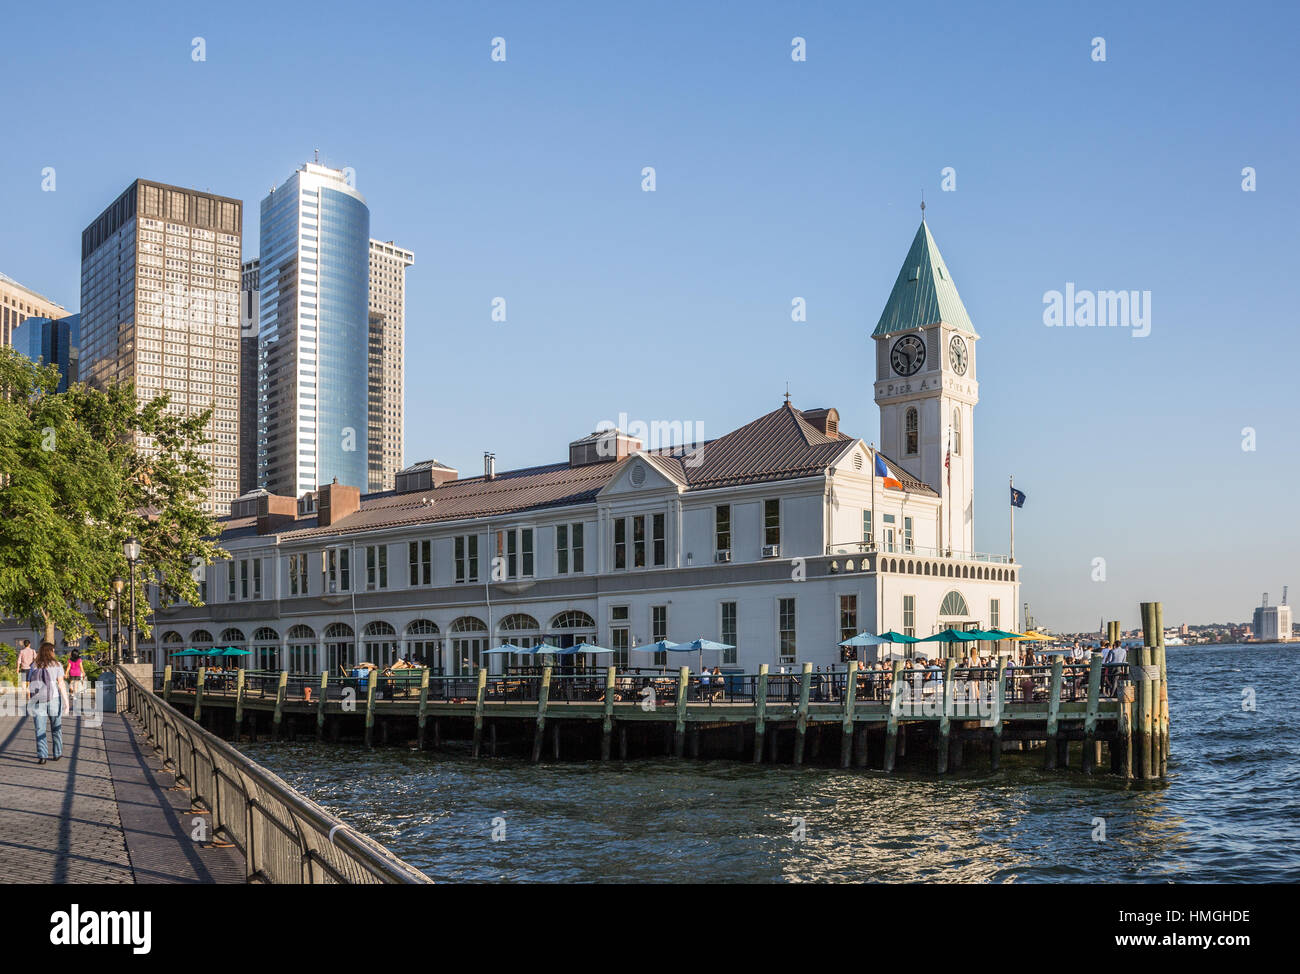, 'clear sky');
2,1,1296,632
